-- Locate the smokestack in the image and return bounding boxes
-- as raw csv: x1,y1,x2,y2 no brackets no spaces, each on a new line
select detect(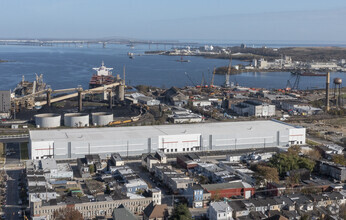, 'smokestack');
326,72,330,111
